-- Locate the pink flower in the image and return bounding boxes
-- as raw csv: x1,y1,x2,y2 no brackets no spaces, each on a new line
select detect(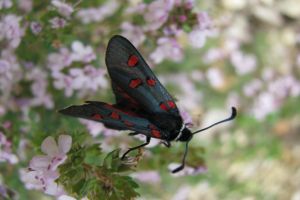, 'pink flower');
51,0,74,18
49,17,67,29
121,22,145,47
0,14,24,48
0,132,18,164
48,48,73,71
71,41,96,63
76,0,119,24
144,0,174,31
252,92,279,120
150,37,183,63
30,21,42,35
21,135,72,196
243,79,262,97
131,171,161,184
0,0,12,9
230,50,257,75
79,119,118,137
206,68,225,89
